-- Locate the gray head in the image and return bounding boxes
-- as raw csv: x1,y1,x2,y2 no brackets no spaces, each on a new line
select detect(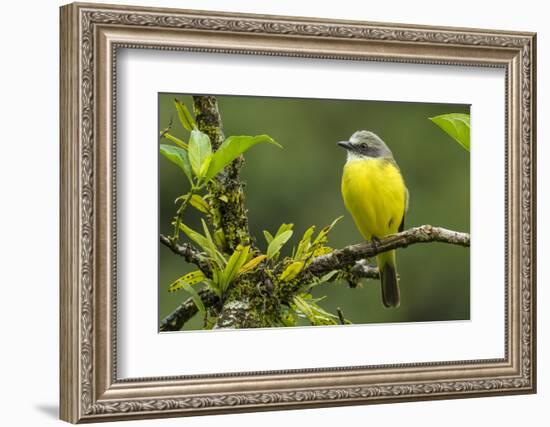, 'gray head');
337,130,394,161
